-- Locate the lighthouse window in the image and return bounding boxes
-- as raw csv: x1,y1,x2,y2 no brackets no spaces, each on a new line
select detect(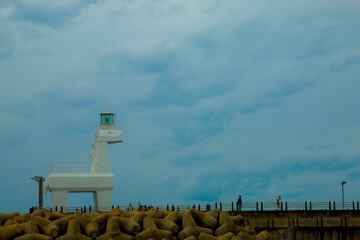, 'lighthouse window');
101,114,113,125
